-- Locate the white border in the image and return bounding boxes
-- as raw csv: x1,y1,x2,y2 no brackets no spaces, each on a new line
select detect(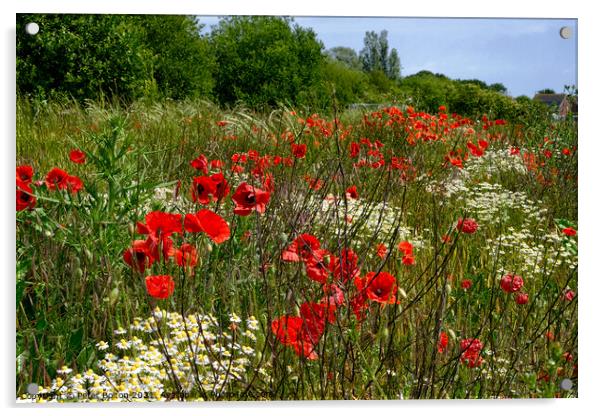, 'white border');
3,1,601,415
